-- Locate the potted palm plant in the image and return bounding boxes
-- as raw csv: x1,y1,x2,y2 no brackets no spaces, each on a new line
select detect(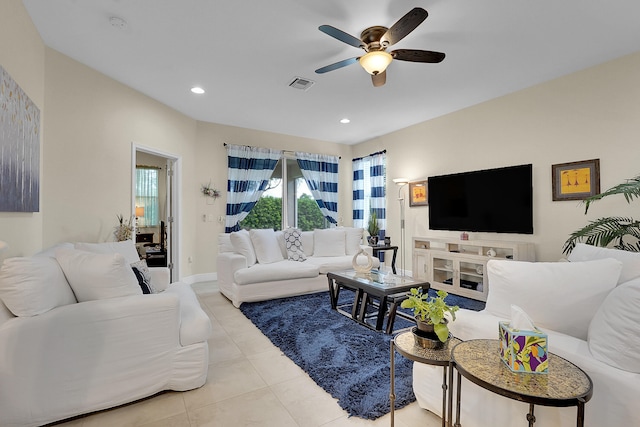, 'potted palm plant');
563,173,640,254
401,287,459,348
